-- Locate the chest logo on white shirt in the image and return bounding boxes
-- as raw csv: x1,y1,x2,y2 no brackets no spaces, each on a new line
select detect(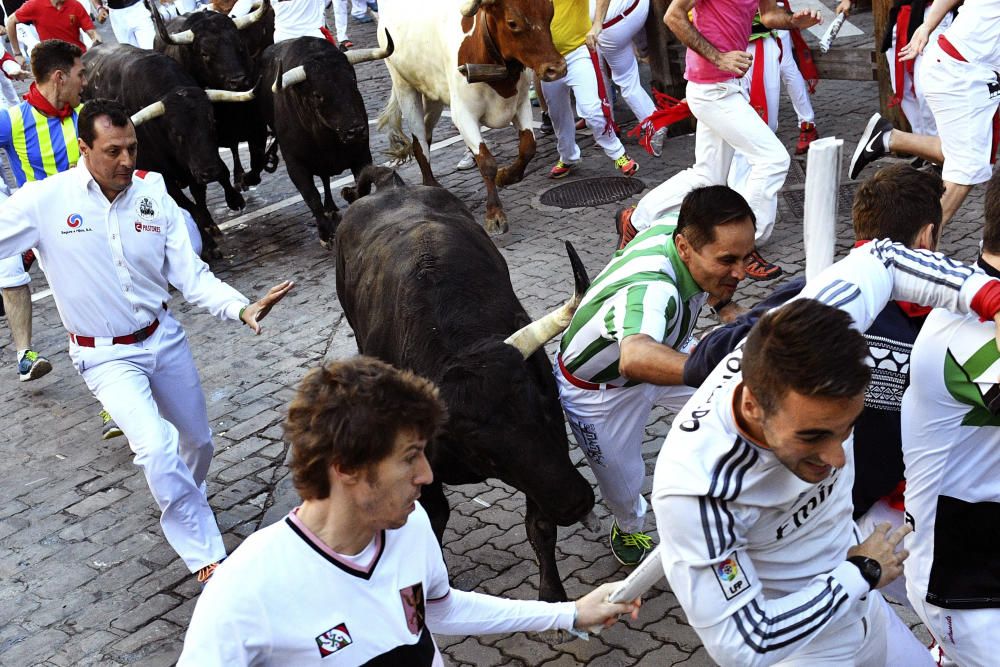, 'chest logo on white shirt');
775,472,839,540
715,552,750,600
315,622,353,658
134,221,162,234
61,213,92,235
136,196,157,221
399,582,426,636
